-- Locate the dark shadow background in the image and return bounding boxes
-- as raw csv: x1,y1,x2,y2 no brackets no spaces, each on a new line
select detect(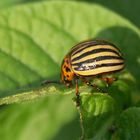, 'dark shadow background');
84,0,140,28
